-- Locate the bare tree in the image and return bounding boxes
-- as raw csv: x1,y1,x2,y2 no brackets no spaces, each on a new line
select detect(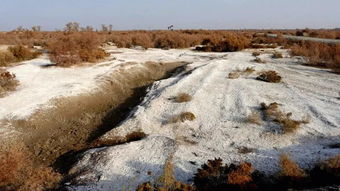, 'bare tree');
64,22,80,32
31,26,41,32
101,24,108,32
168,25,174,31
82,26,94,32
